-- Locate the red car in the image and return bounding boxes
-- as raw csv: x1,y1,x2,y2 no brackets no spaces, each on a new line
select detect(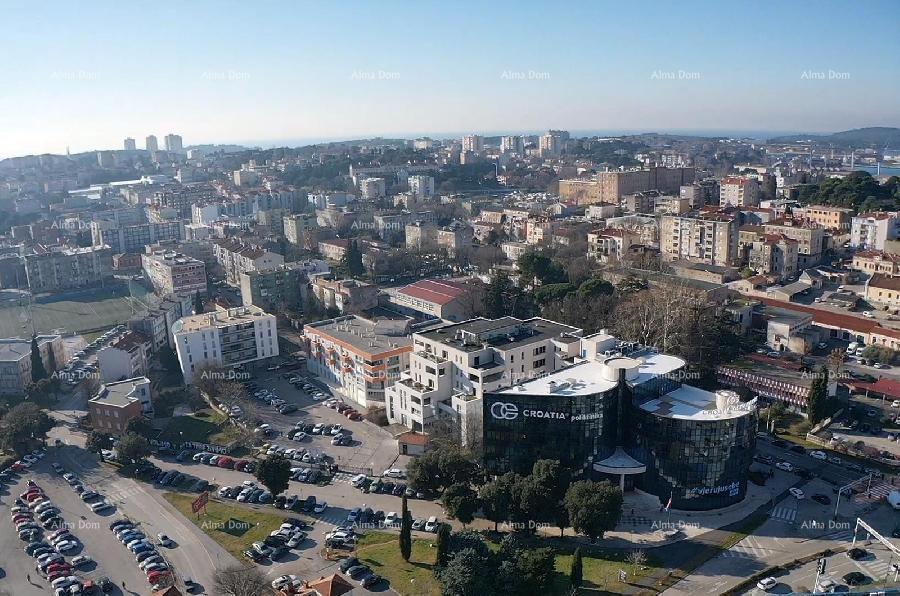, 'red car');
25,492,45,502
346,412,362,421
217,457,234,469
233,460,248,471
10,462,26,472
147,570,172,584
20,488,42,499
46,564,71,576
